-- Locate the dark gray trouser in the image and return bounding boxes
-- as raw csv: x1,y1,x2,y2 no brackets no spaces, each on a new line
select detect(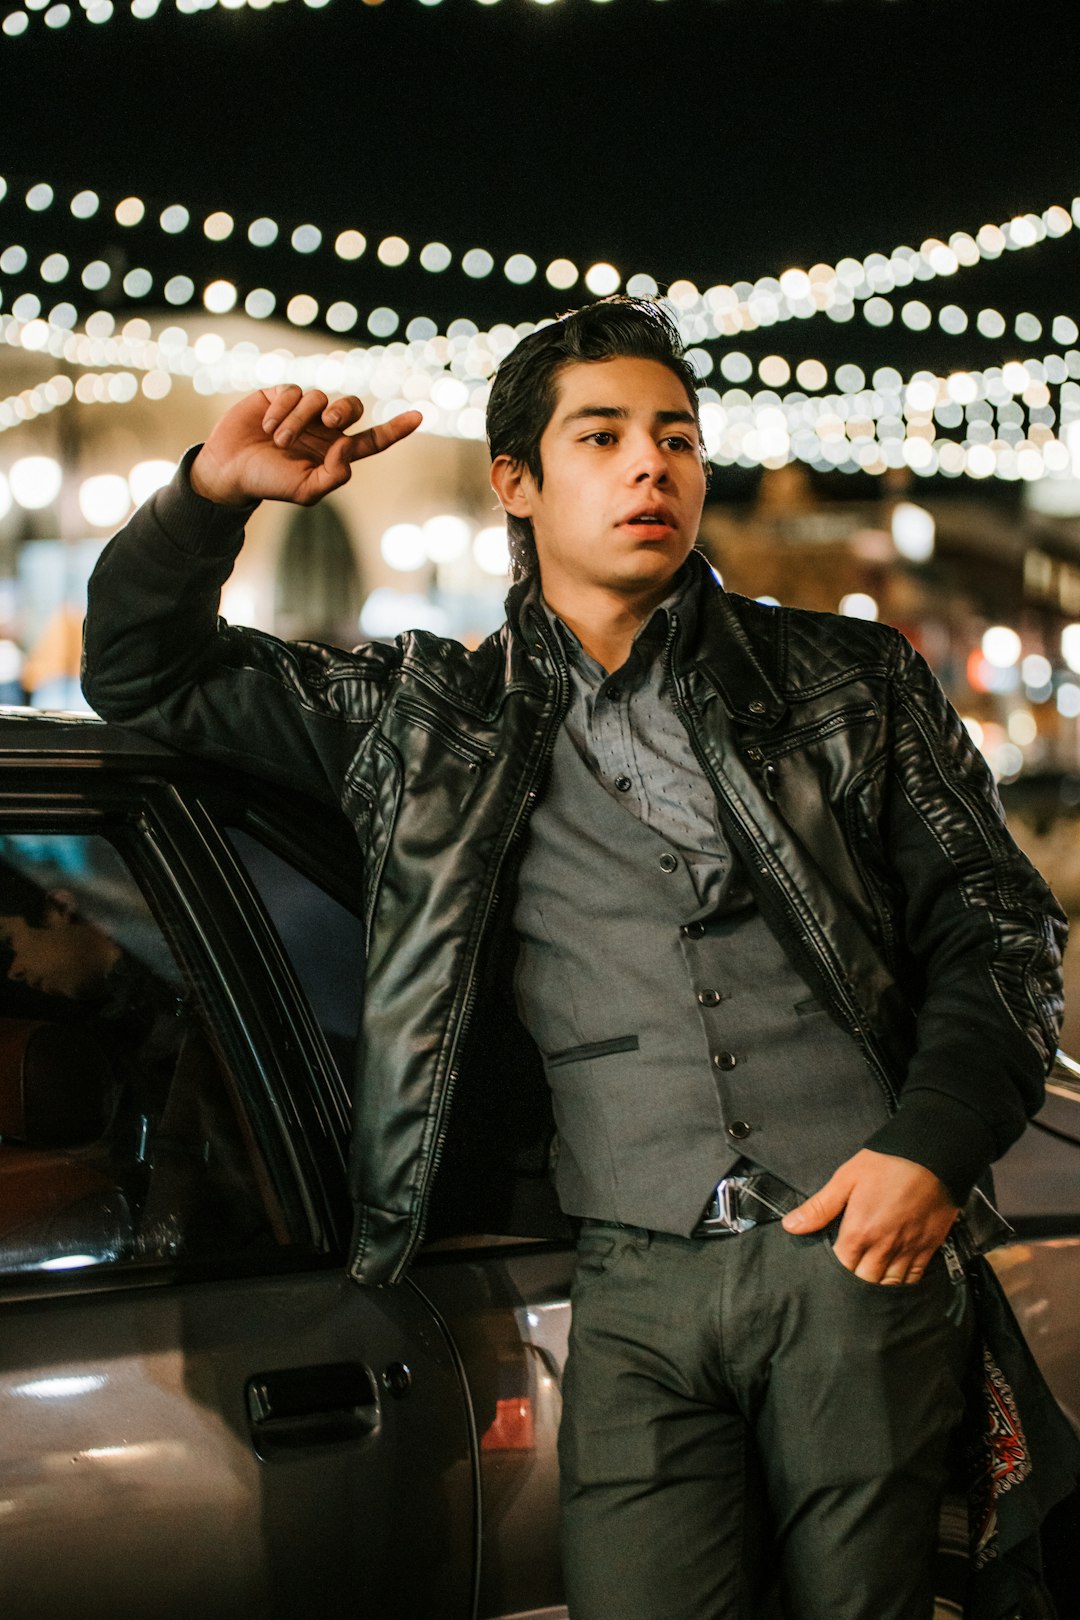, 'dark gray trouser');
558,1219,974,1620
